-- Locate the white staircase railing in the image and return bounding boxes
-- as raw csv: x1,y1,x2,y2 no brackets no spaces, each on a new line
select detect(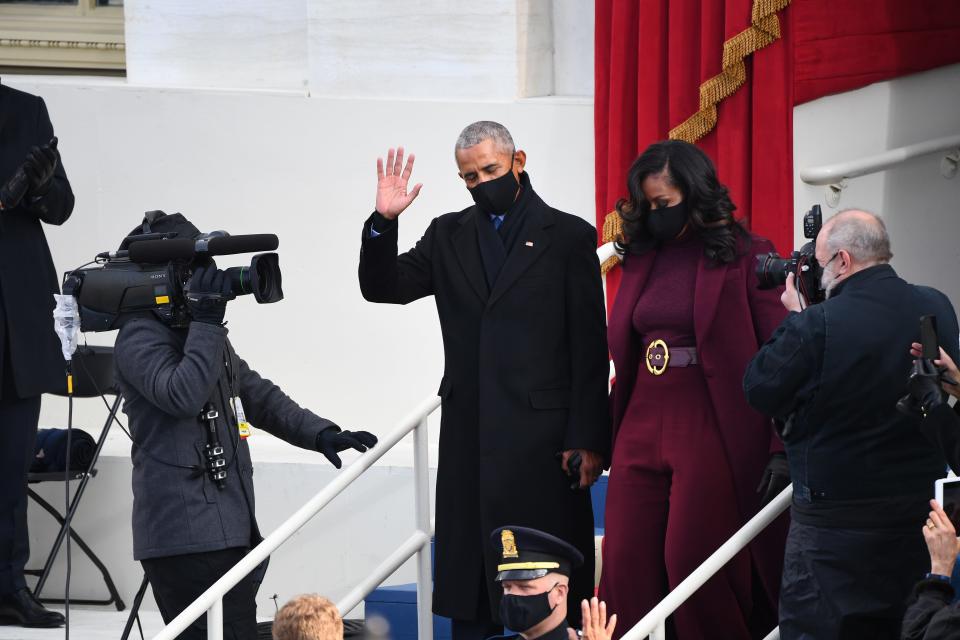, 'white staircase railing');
622,485,792,640
152,393,441,640
800,132,960,206
799,133,960,186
